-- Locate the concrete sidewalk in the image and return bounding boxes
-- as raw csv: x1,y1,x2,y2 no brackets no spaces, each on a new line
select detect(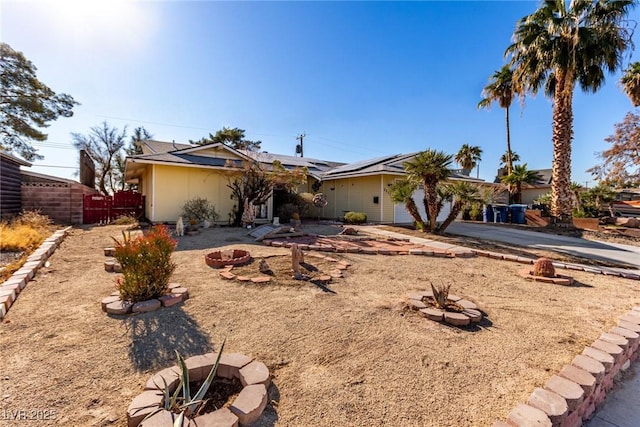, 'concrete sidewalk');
445,222,640,273
584,361,640,427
